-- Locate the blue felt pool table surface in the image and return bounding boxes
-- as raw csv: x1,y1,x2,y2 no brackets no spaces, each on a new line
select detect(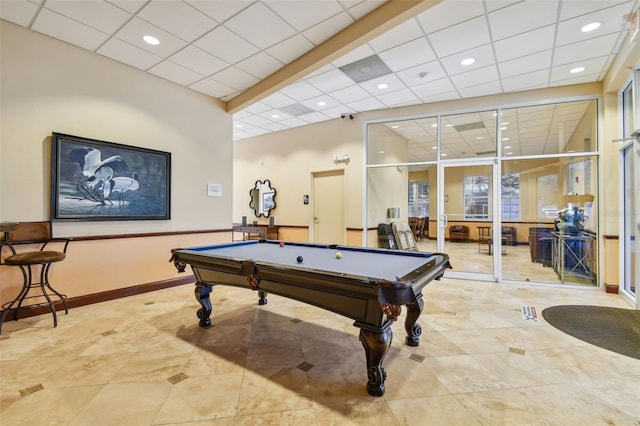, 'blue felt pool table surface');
183,240,438,282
